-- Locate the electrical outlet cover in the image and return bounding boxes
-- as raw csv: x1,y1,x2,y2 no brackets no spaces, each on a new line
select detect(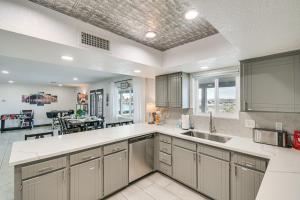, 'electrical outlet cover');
245,119,255,128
